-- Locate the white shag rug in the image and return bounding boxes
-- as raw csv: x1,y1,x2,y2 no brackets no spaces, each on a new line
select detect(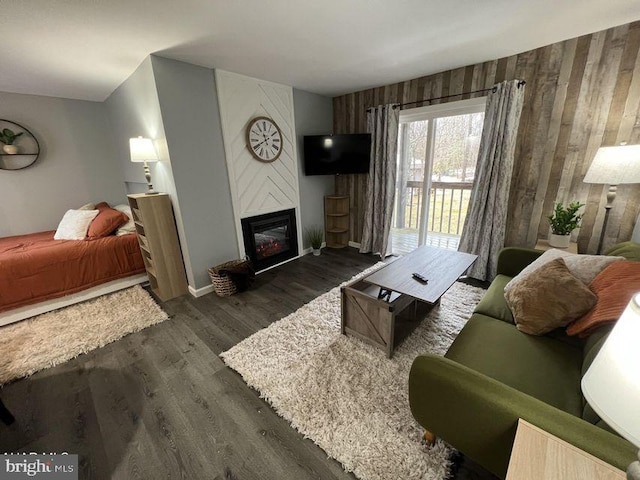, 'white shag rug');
221,263,485,480
0,285,168,385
